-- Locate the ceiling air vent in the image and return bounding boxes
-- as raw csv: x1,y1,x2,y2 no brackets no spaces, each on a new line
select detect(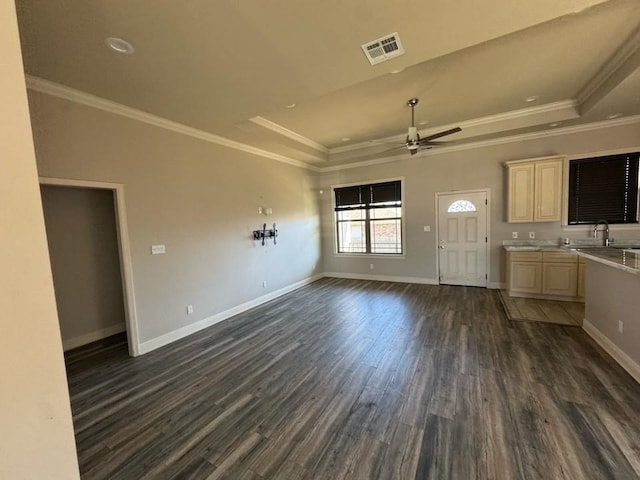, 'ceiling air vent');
361,32,405,65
